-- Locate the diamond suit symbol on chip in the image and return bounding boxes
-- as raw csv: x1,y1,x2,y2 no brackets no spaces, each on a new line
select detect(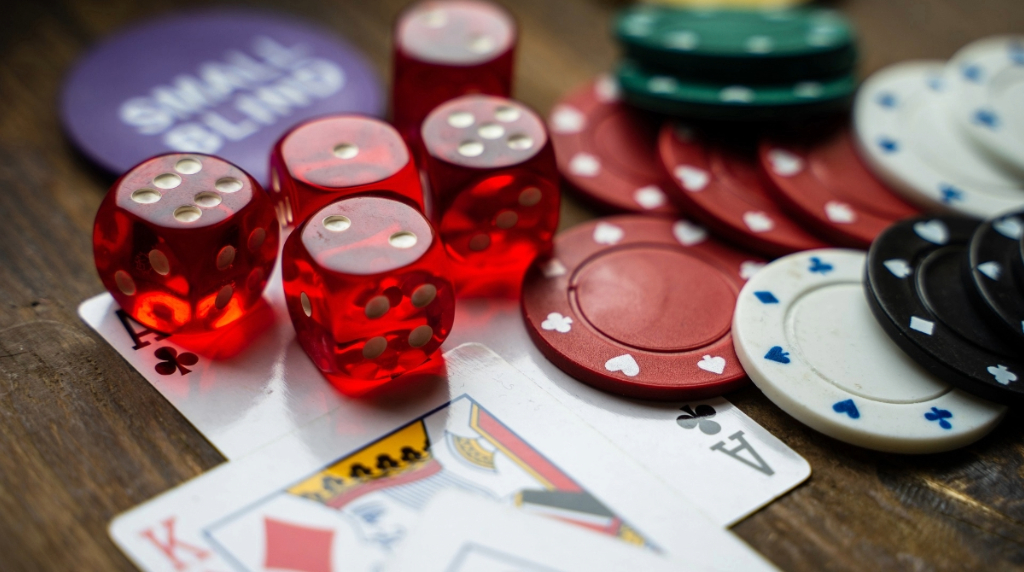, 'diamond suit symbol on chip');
541,312,573,333
743,211,774,233
674,165,709,192
672,220,707,246
978,261,1002,280
939,184,964,204
697,354,726,375
884,259,912,279
634,185,667,209
569,153,600,177
754,291,778,304
767,148,803,176
593,222,624,245
676,404,721,435
808,257,833,274
263,517,334,572
877,137,899,153
764,346,791,364
832,399,860,419
924,407,953,430
825,201,856,224
993,216,1023,239
740,261,765,280
551,105,585,133
153,347,198,376
605,354,640,376
988,365,1018,386
913,220,949,244
973,108,1000,130
910,316,936,336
